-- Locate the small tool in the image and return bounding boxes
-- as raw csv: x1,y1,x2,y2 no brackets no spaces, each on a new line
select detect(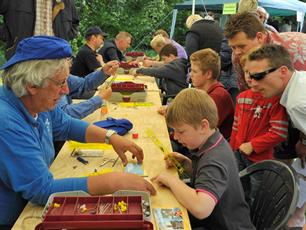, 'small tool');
112,156,119,167
76,156,89,165
104,74,117,89
99,158,115,167
146,128,188,178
